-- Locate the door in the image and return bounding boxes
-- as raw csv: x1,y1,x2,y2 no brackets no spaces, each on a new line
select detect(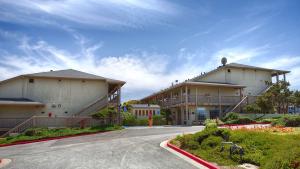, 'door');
209,110,219,119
